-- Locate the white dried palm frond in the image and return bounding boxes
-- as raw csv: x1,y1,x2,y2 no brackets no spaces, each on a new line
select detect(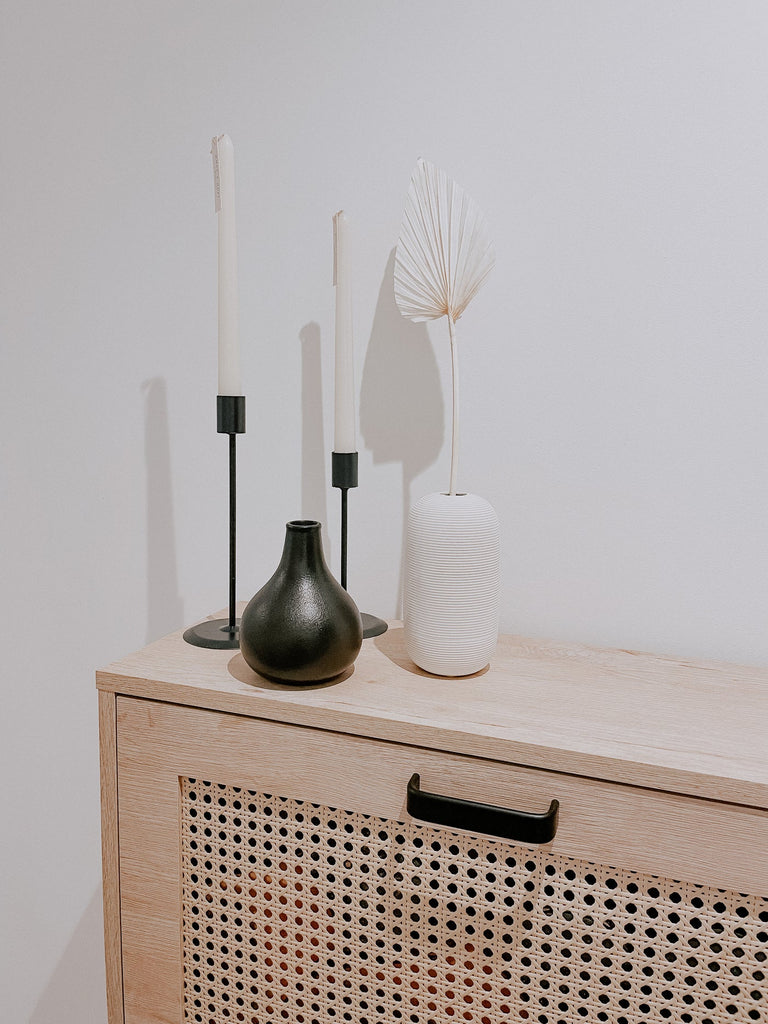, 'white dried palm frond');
394,159,495,494
394,158,495,323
